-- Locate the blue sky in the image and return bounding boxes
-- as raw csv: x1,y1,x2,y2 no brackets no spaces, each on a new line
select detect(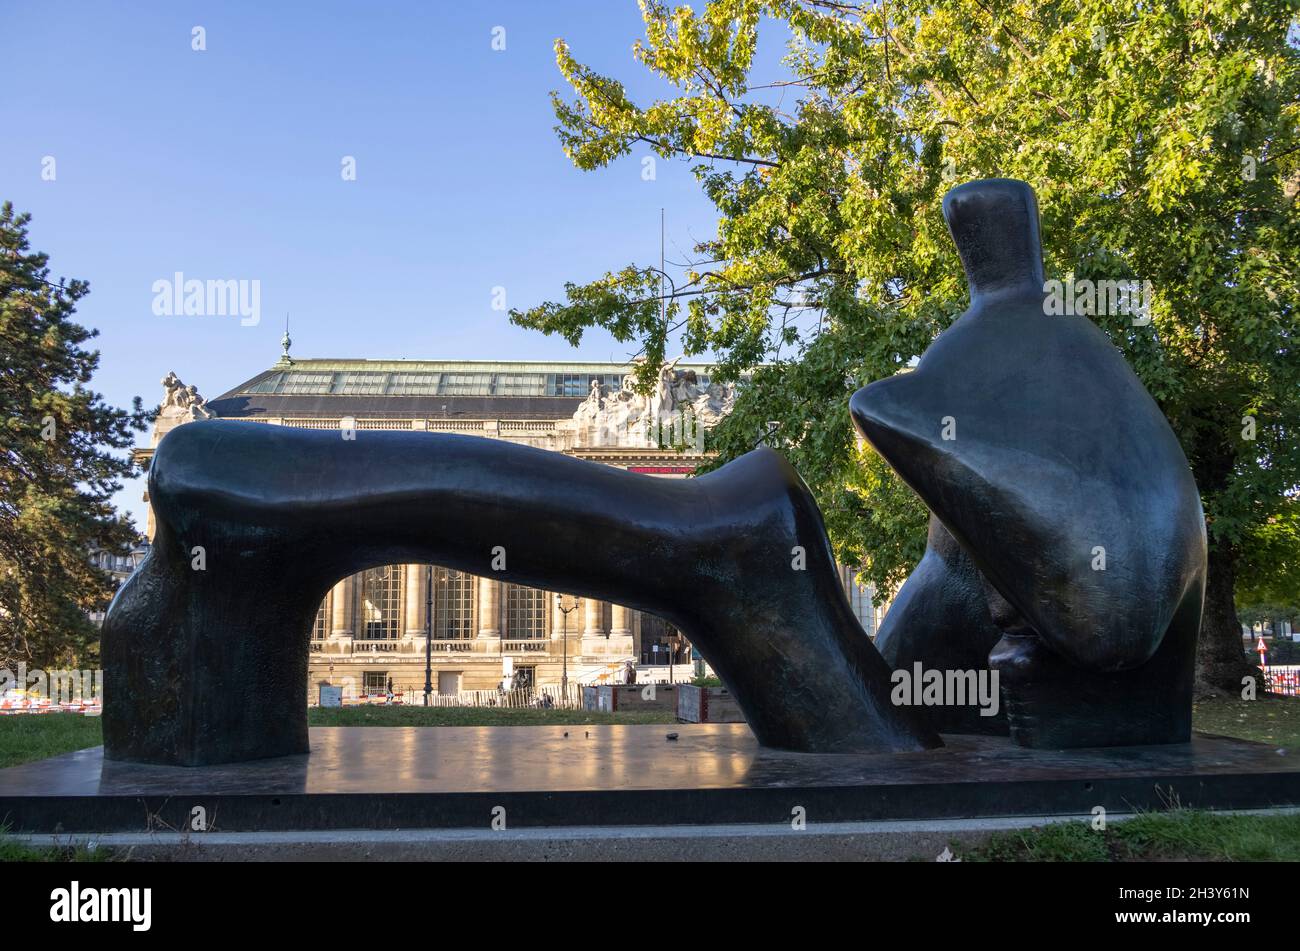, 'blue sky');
0,1,787,530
